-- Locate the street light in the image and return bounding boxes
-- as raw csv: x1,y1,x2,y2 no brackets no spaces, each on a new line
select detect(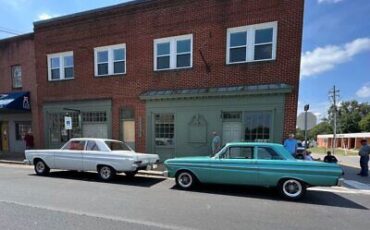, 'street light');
304,104,309,150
